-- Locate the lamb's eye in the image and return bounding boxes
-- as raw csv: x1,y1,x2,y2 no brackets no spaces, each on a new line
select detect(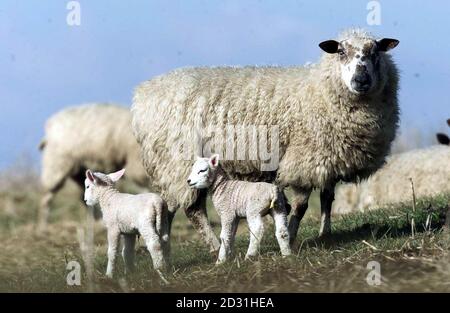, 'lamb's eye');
338,49,345,56
198,169,207,174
